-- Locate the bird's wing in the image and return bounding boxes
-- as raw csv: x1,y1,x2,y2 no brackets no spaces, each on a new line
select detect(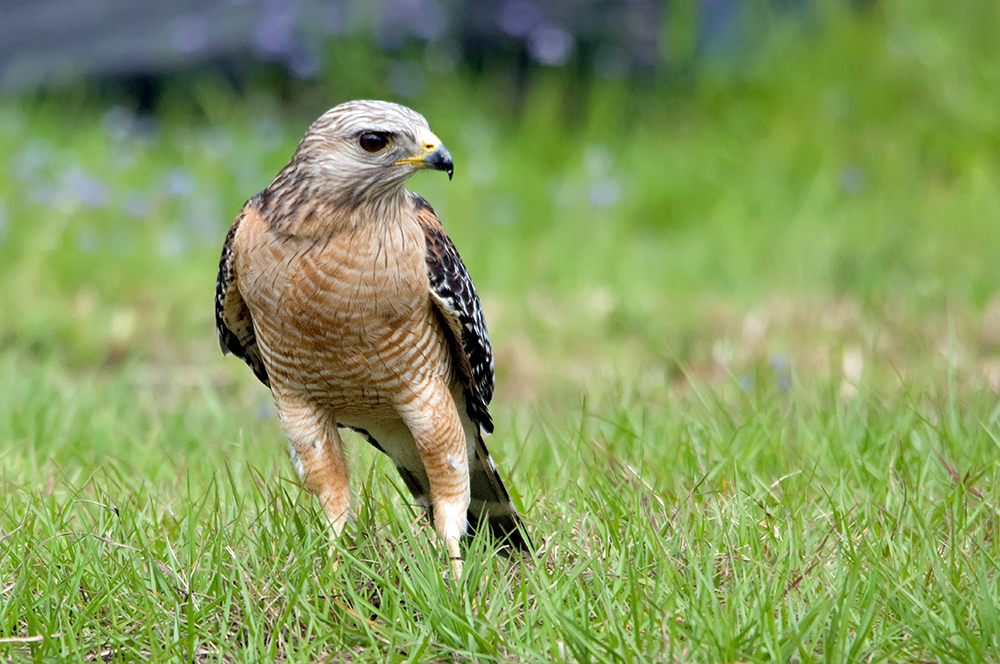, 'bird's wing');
410,193,531,550
412,193,495,433
215,201,270,387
